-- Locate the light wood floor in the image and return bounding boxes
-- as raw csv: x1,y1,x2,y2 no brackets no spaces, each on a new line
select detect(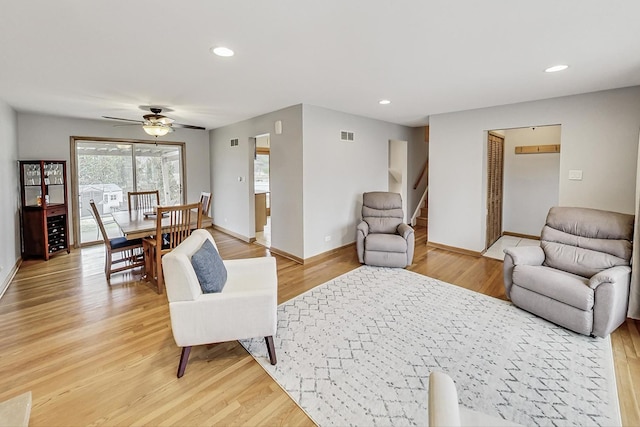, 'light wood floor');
1,227,639,426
